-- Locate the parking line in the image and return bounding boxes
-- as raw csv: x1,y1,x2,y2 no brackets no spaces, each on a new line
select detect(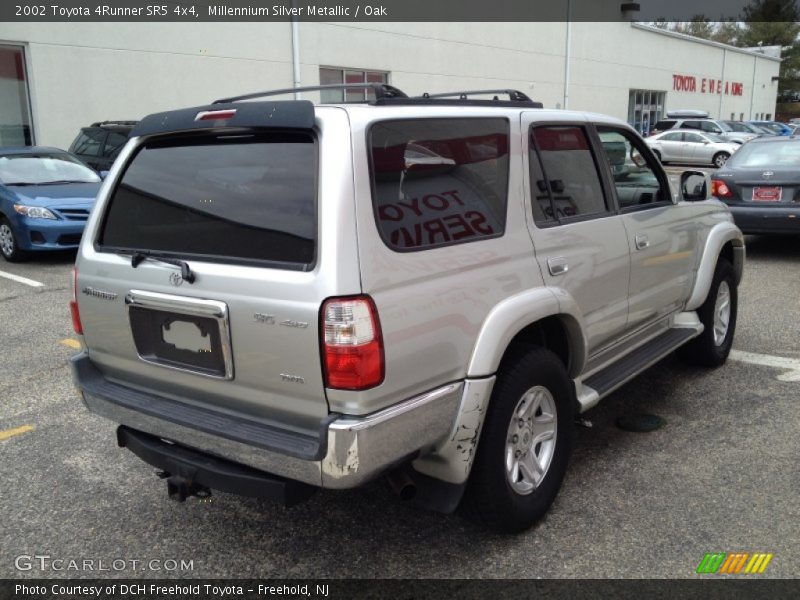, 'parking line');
59,338,82,350
0,425,35,441
0,269,44,288
729,350,800,382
